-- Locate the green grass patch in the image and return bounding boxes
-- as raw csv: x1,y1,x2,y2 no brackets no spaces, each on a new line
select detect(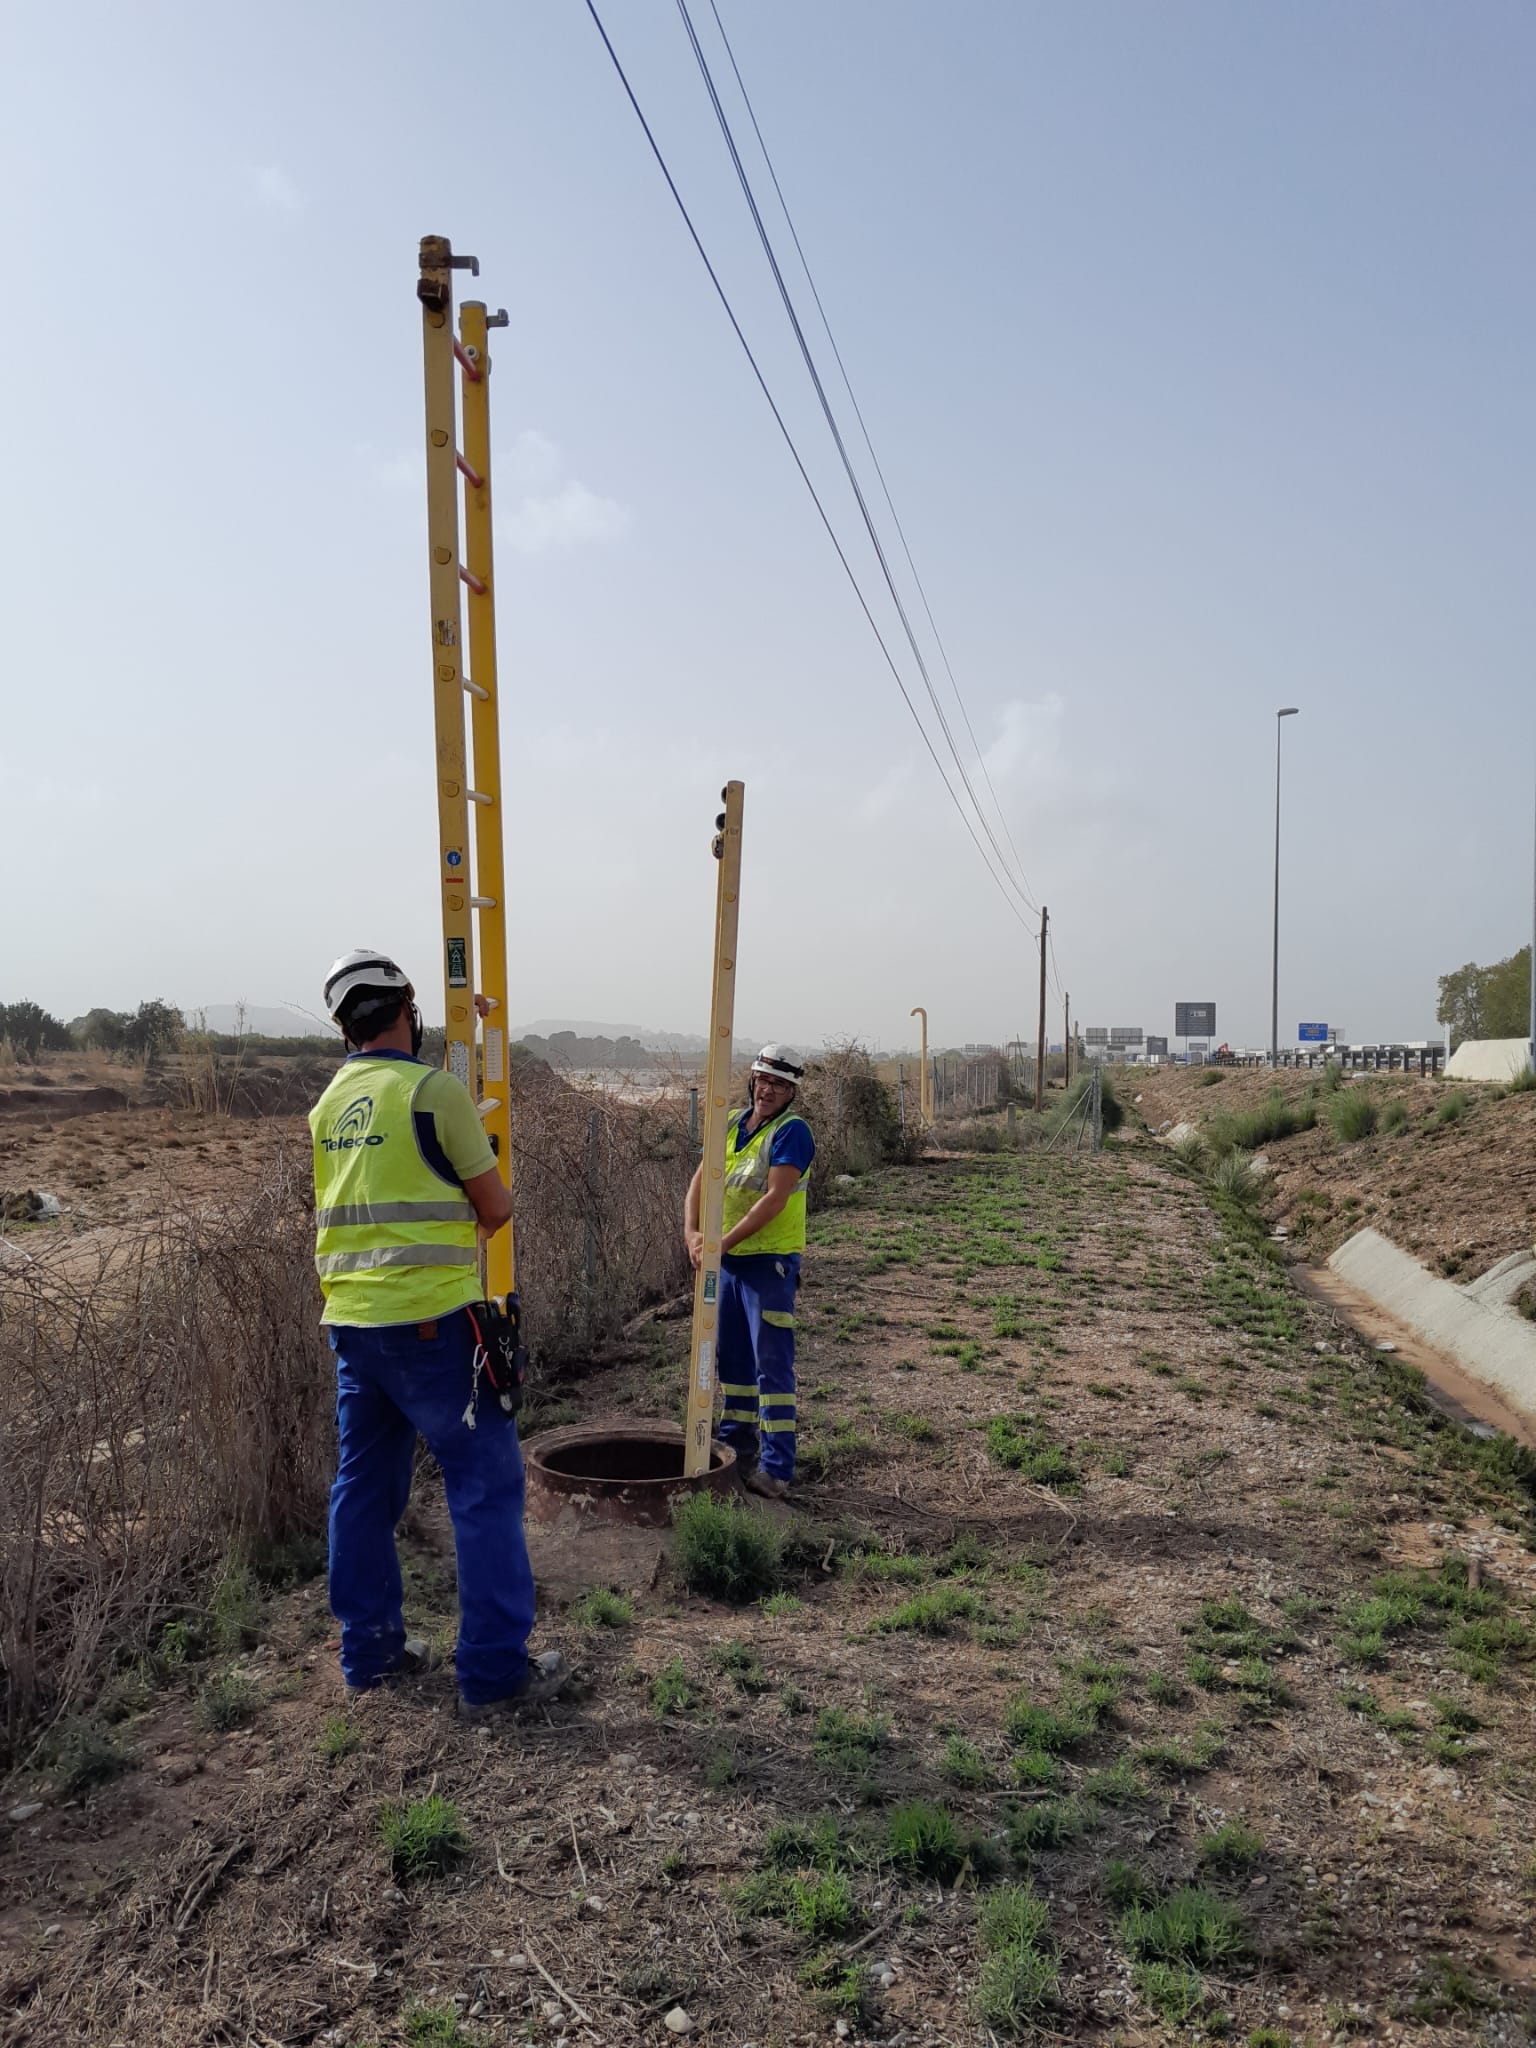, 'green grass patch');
974,1883,1059,2033
208,1557,261,1654
1206,1089,1316,1159
575,1586,634,1628
672,1492,782,1603
1328,1089,1380,1141
734,1867,857,1942
44,1718,136,1801
885,1799,973,1882
710,1639,770,1692
380,1794,467,1883
940,1732,992,1788
813,1706,890,1775
1133,1960,1208,2024
1120,1885,1246,1967
986,1416,1076,1489
1006,1795,1094,1853
1136,1723,1226,1778
874,1586,988,1636
317,1712,365,1762
404,2002,479,2047
1197,1817,1264,1870
193,1671,260,1733
887,1411,939,1443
